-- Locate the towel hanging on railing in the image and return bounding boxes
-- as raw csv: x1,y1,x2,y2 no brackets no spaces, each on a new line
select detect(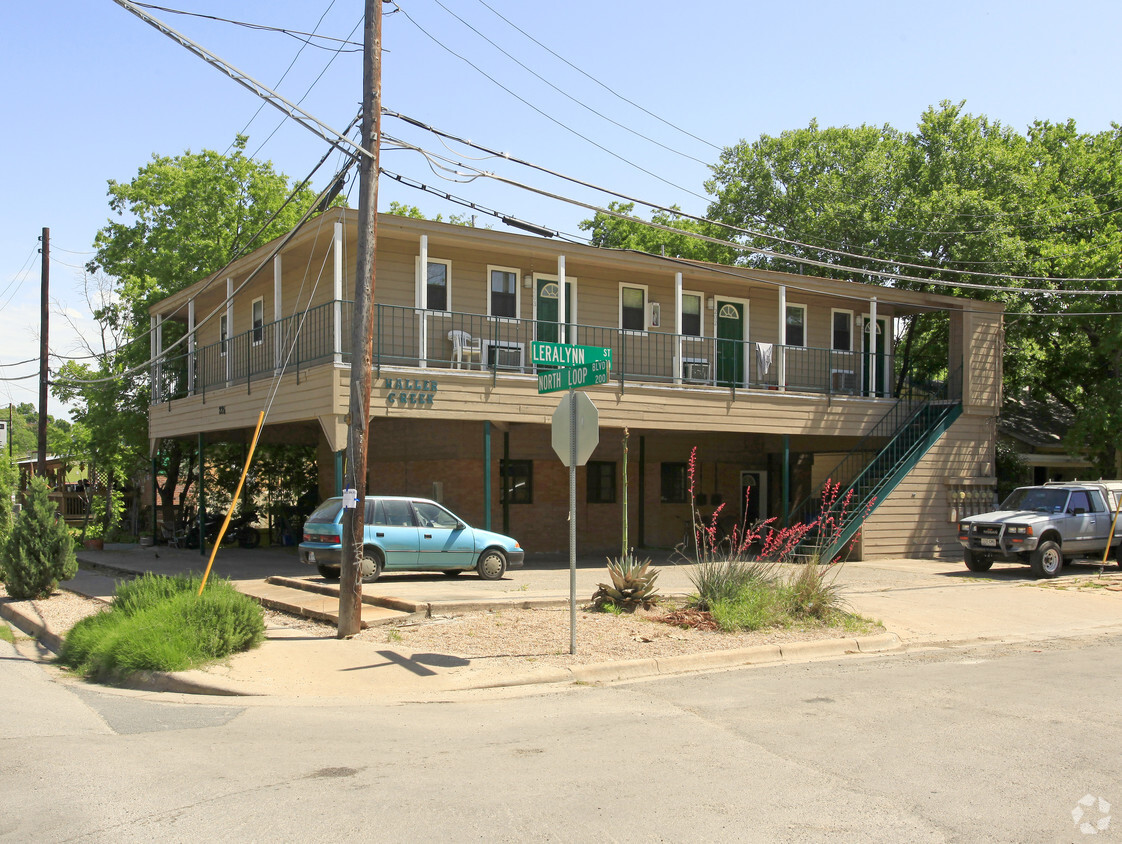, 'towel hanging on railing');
756,342,774,375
